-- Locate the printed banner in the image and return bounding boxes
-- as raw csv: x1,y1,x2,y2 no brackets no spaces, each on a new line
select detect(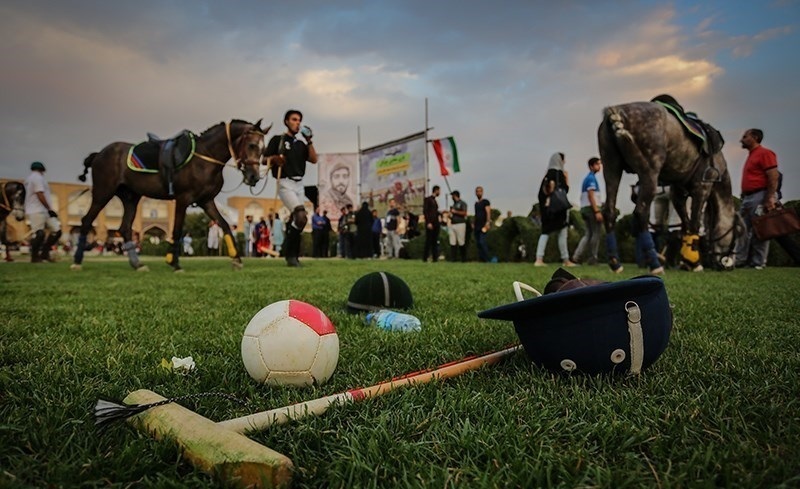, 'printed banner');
359,132,426,216
317,153,358,225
